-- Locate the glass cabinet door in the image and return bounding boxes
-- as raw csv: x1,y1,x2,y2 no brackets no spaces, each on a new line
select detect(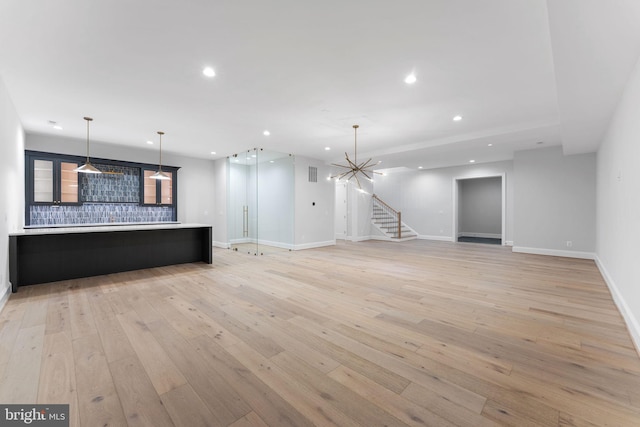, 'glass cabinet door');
33,159,54,203
60,161,79,203
32,159,79,204
160,172,173,205
143,170,157,204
